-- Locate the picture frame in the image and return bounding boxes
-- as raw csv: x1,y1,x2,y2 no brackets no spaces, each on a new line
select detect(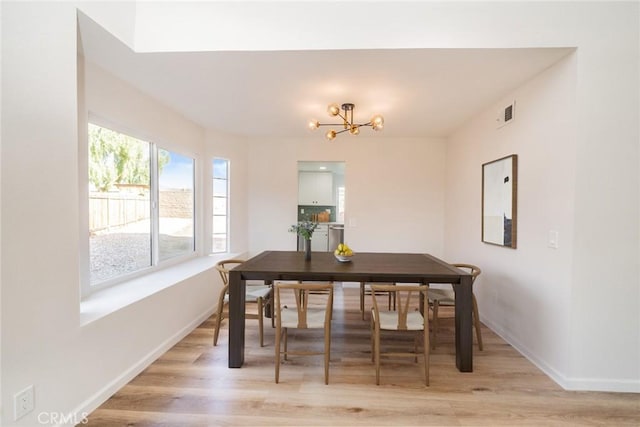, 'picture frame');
482,154,518,248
